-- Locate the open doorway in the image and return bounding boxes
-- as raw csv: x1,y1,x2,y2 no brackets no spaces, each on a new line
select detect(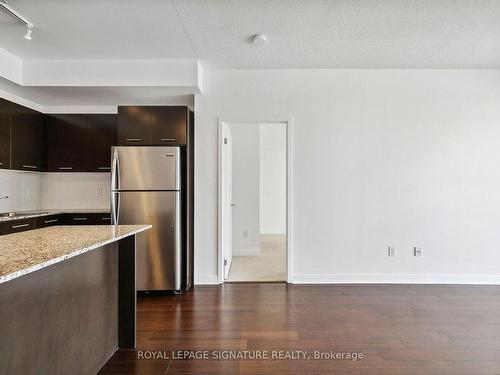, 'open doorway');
218,121,289,282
